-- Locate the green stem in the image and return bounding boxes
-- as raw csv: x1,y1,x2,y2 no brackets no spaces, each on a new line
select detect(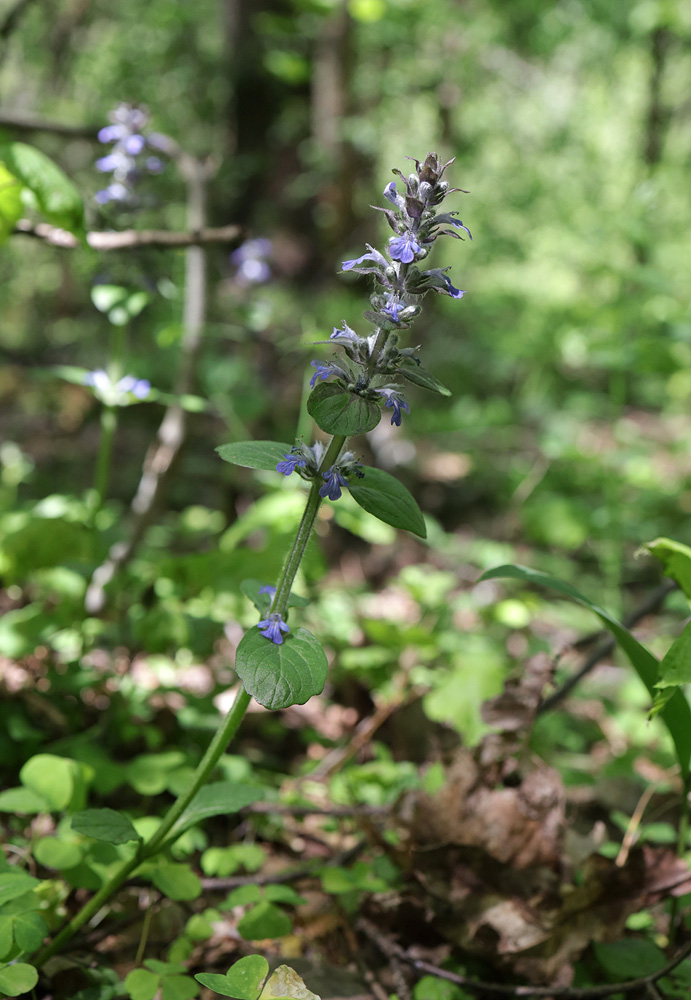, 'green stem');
92,405,117,516
271,434,346,616
31,685,251,969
